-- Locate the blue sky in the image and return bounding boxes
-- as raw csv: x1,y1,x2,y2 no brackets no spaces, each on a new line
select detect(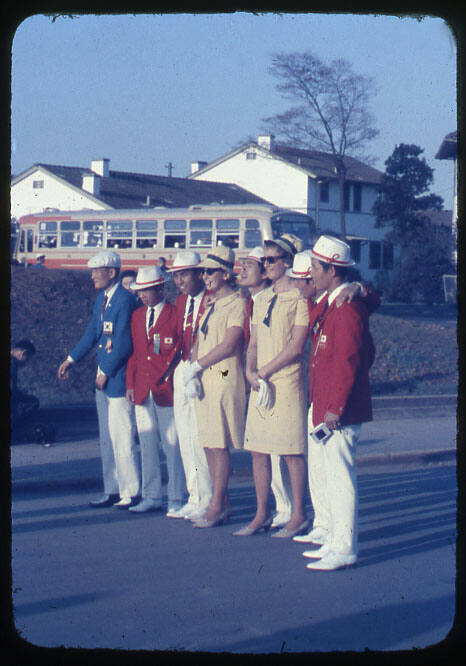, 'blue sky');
11,12,457,207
